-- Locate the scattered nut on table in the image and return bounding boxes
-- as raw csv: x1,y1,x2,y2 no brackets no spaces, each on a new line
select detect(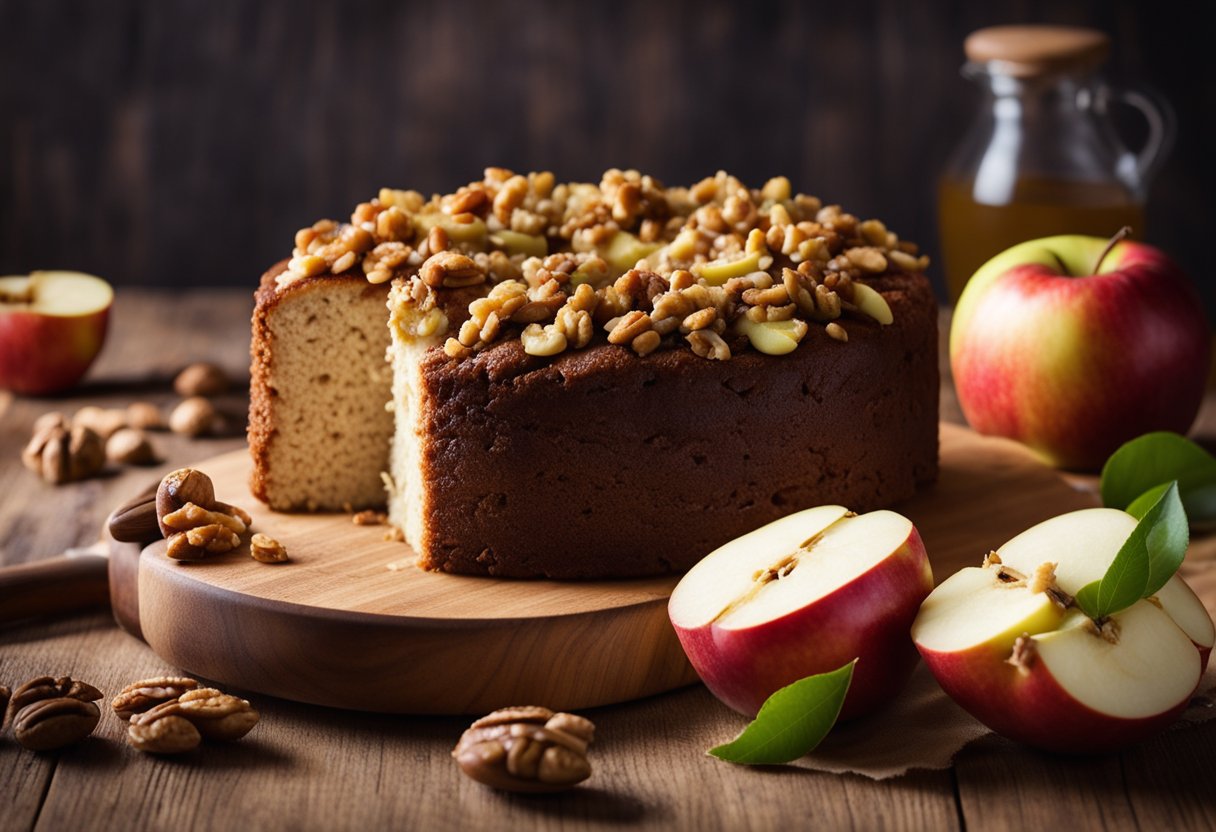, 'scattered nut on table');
7,675,104,751
176,688,260,740
174,362,230,397
169,396,219,437
249,533,288,563
112,677,200,721
125,683,258,753
21,423,105,484
14,698,102,751
125,402,164,430
128,701,202,754
453,706,595,793
72,405,129,440
106,428,160,465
